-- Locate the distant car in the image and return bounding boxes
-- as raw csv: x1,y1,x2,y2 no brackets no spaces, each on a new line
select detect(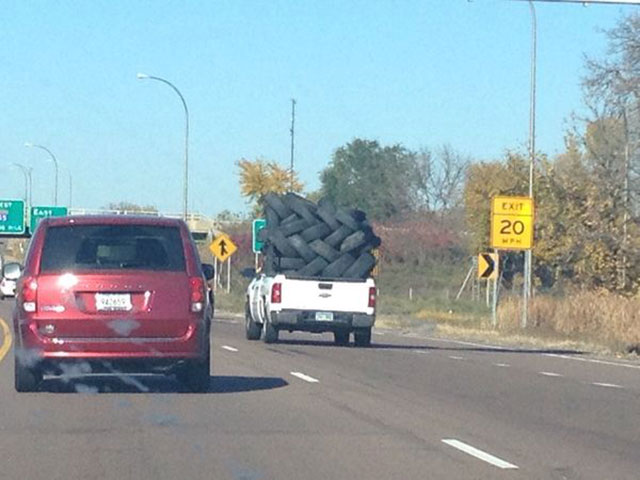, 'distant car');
13,215,215,392
1,262,22,299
